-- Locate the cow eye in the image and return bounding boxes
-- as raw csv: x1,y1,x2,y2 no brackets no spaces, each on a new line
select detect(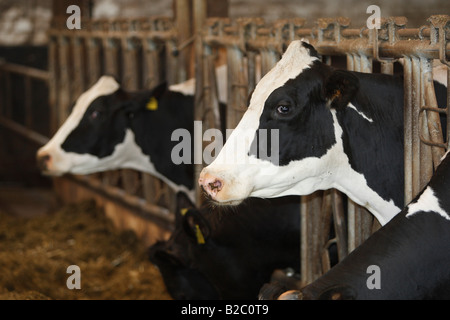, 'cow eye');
276,104,291,114
90,110,101,120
